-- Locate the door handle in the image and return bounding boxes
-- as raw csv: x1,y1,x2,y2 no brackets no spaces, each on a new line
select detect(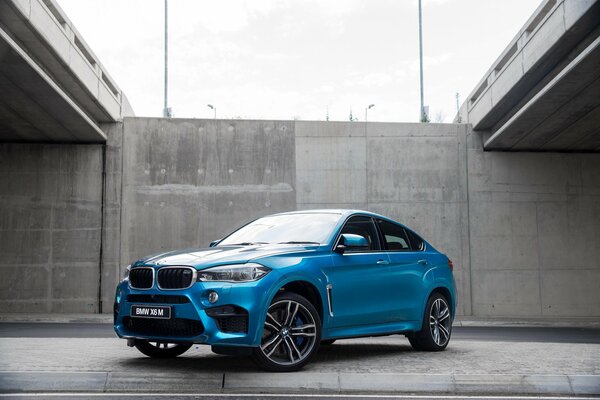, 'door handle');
417,259,428,265
376,259,390,265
